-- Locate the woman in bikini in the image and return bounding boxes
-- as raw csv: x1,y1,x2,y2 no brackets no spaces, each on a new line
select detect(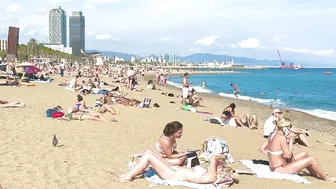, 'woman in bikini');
223,103,258,129
119,150,231,183
98,91,118,115
59,112,107,121
72,95,89,113
153,121,188,166
266,116,336,182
